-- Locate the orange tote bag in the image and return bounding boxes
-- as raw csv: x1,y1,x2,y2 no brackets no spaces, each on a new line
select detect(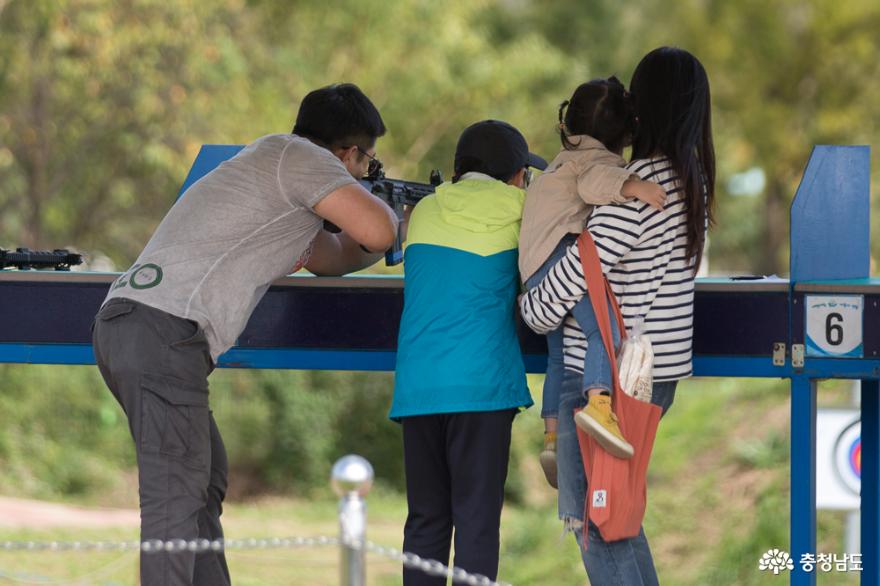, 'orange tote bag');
575,231,663,544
